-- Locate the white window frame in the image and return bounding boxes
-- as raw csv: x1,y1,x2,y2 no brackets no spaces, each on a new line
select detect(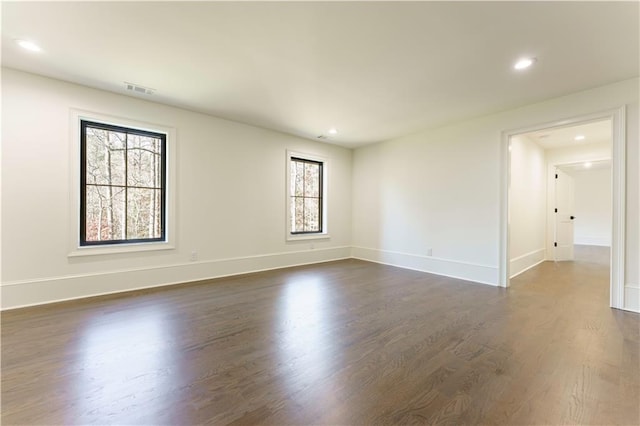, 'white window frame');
286,150,330,241
68,109,176,257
